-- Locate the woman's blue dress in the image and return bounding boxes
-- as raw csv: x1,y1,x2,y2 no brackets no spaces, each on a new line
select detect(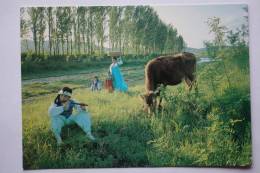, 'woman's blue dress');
110,63,128,92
